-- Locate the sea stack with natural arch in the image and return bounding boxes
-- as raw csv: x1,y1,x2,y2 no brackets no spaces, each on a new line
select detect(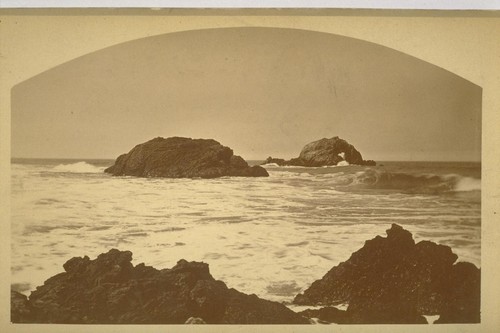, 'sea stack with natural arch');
104,137,269,178
263,136,376,167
